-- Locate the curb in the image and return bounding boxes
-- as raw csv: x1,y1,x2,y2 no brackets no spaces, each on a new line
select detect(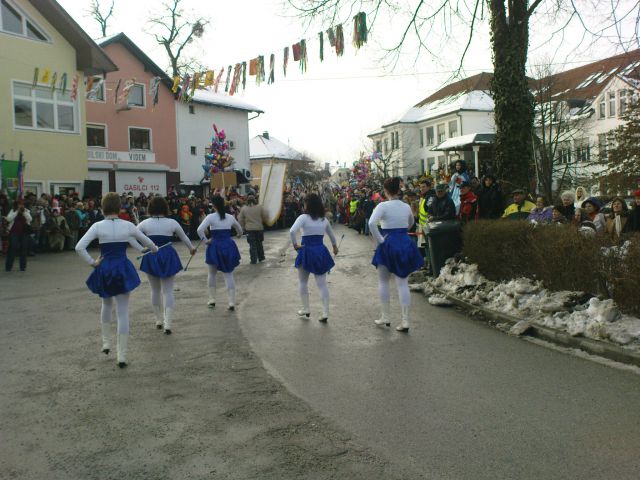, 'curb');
432,287,640,368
